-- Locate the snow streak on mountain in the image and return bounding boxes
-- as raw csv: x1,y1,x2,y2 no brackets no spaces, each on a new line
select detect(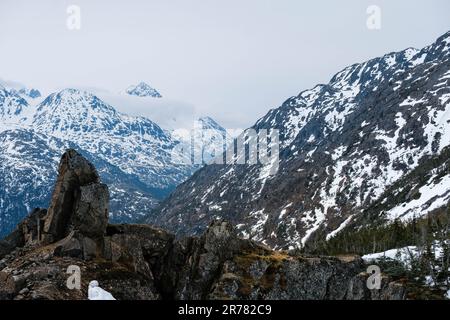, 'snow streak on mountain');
148,31,450,250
